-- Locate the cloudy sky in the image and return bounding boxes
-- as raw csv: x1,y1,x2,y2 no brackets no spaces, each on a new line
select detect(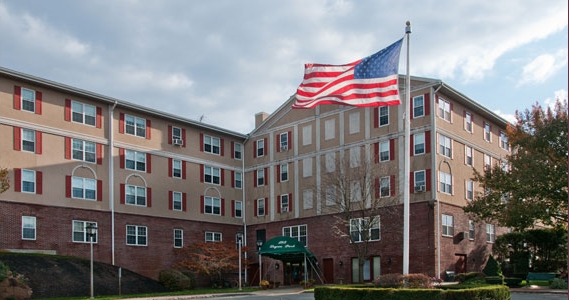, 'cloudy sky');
1,0,567,134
